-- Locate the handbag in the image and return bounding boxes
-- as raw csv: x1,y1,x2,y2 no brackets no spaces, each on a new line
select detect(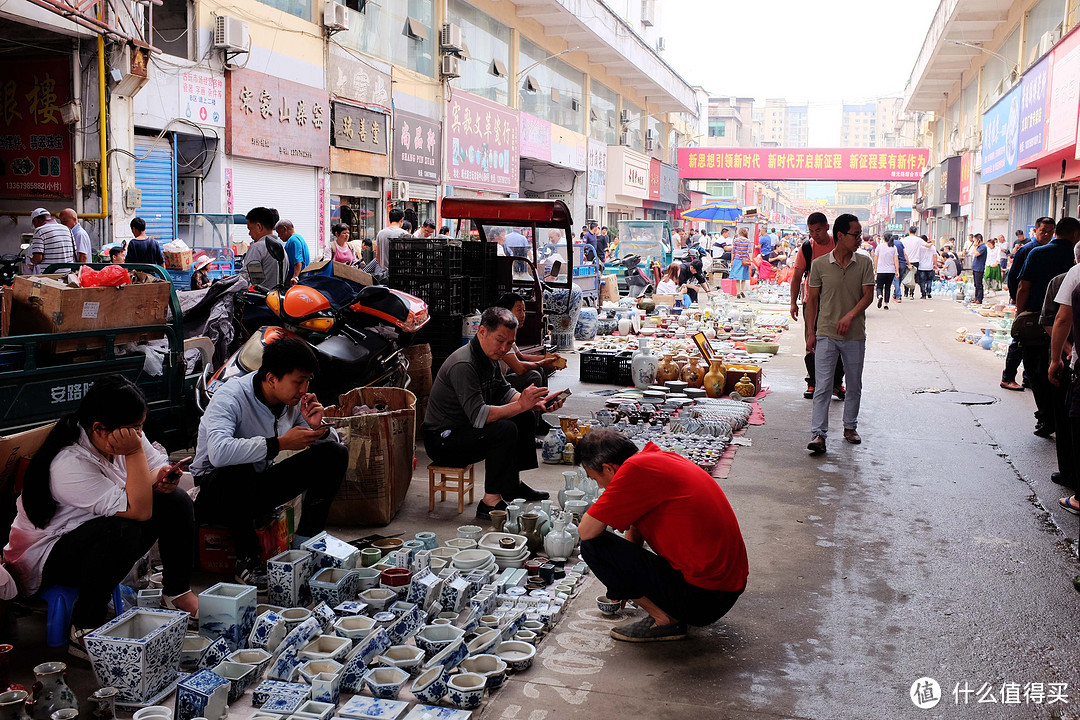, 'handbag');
902,268,916,288
1011,310,1048,344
